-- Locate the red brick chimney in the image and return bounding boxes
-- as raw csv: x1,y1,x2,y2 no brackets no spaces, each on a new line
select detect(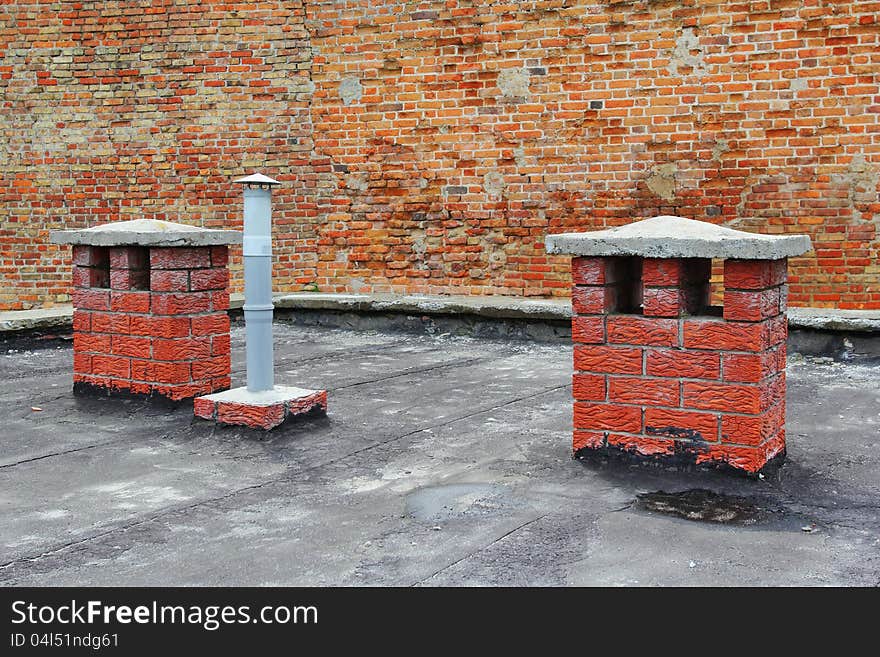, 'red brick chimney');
51,219,241,401
546,216,812,474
